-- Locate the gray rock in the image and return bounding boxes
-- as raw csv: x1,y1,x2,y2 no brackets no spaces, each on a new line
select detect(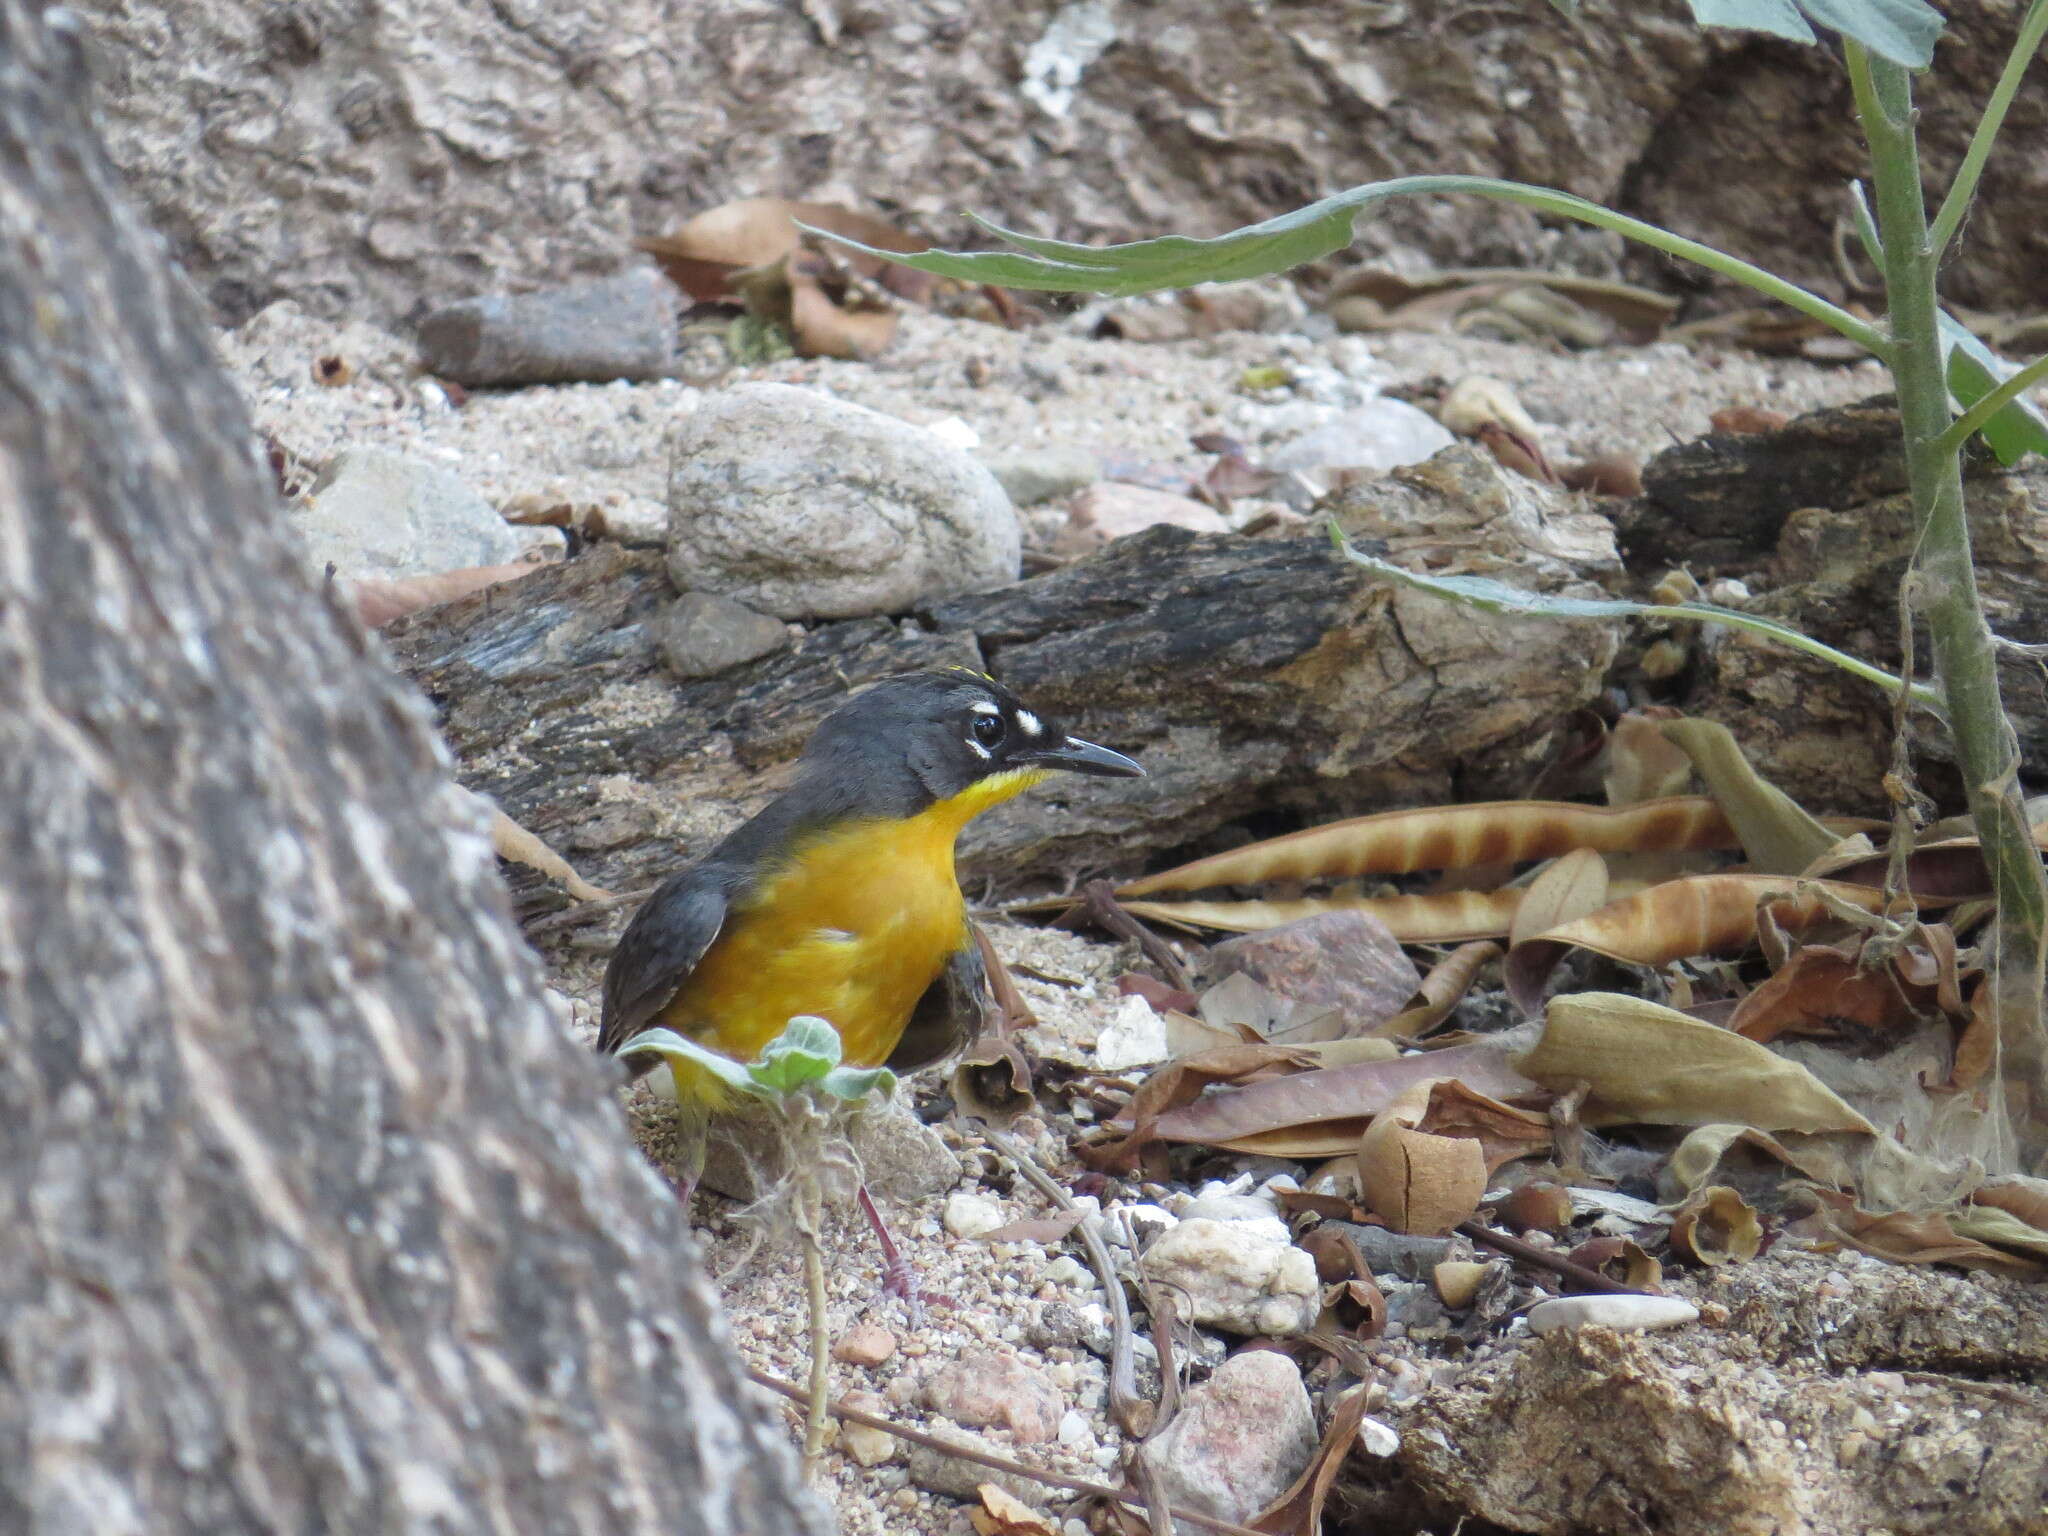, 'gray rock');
1320,1221,1458,1281
697,1097,958,1203
666,384,1020,620
1141,1217,1320,1337
653,590,788,680
1209,911,1423,1034
907,1424,1051,1508
293,448,524,580
417,268,678,387
1137,1349,1317,1524
981,446,1102,507
1267,399,1455,484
